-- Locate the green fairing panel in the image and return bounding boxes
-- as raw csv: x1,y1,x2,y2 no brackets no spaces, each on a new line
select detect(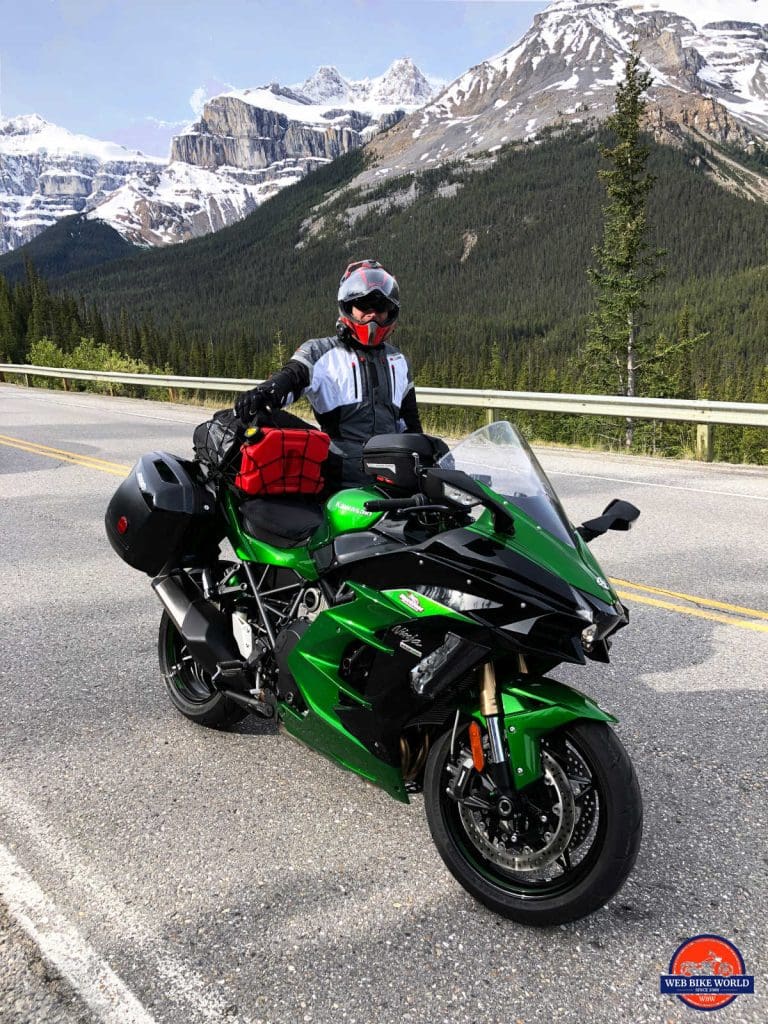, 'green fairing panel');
281,581,433,804
223,491,318,579
486,674,616,789
472,489,619,605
